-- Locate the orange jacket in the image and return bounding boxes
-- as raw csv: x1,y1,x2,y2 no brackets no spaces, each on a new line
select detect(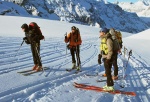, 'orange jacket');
64,32,82,47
